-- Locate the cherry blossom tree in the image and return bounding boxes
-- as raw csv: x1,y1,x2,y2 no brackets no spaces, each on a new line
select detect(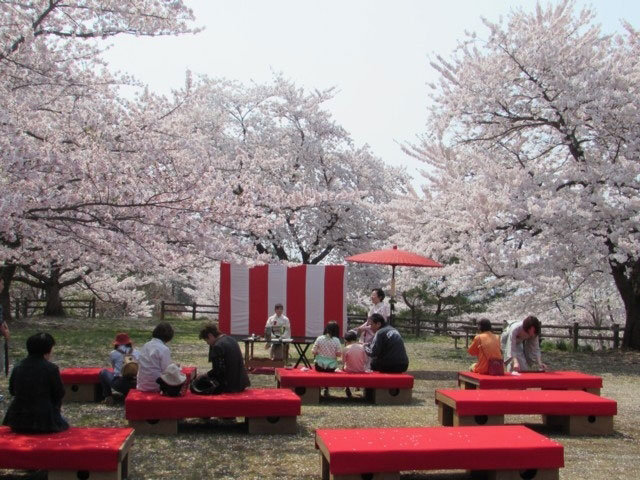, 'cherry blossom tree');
188,75,409,265
0,1,211,316
400,1,640,348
